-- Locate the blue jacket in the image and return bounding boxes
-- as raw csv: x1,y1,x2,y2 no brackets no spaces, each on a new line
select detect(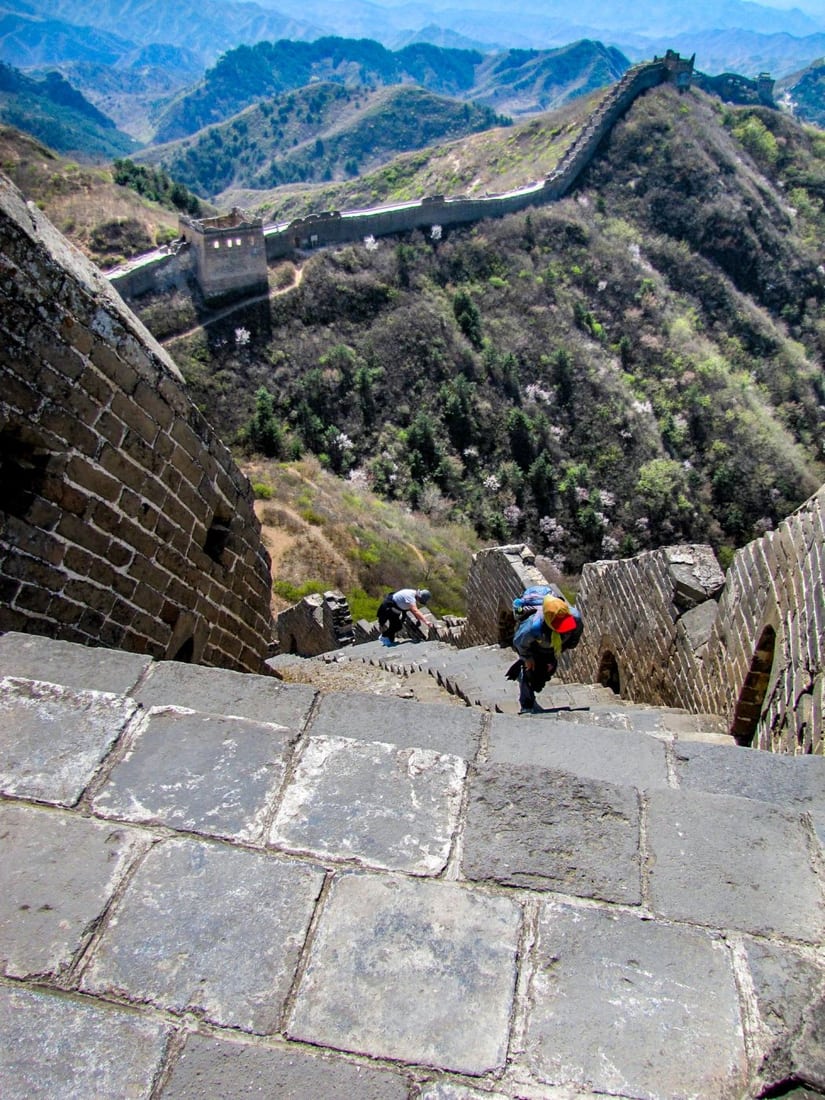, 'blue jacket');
513,606,583,658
